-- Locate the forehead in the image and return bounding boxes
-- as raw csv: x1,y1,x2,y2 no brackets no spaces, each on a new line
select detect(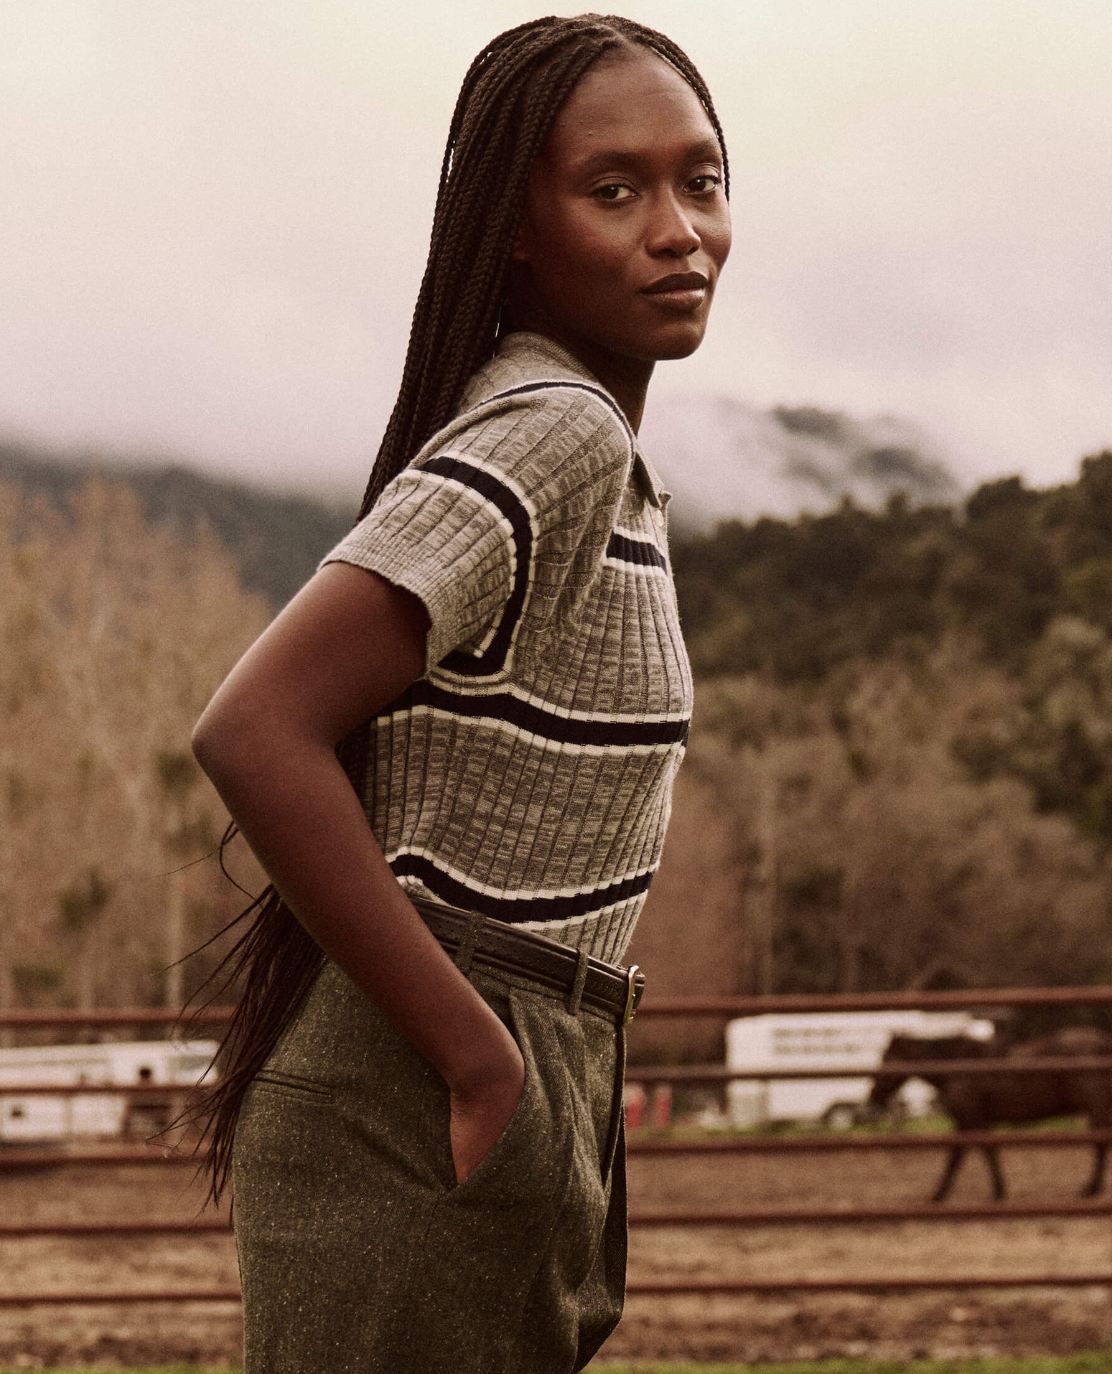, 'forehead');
541,49,719,167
